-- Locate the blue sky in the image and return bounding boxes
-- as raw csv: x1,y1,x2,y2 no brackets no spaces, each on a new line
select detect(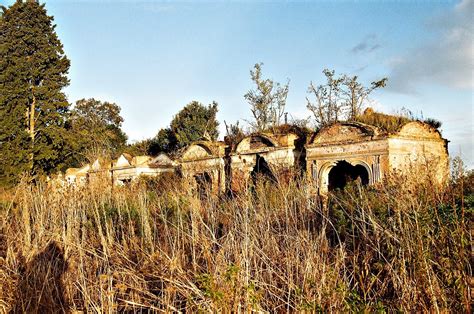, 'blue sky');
2,0,473,166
